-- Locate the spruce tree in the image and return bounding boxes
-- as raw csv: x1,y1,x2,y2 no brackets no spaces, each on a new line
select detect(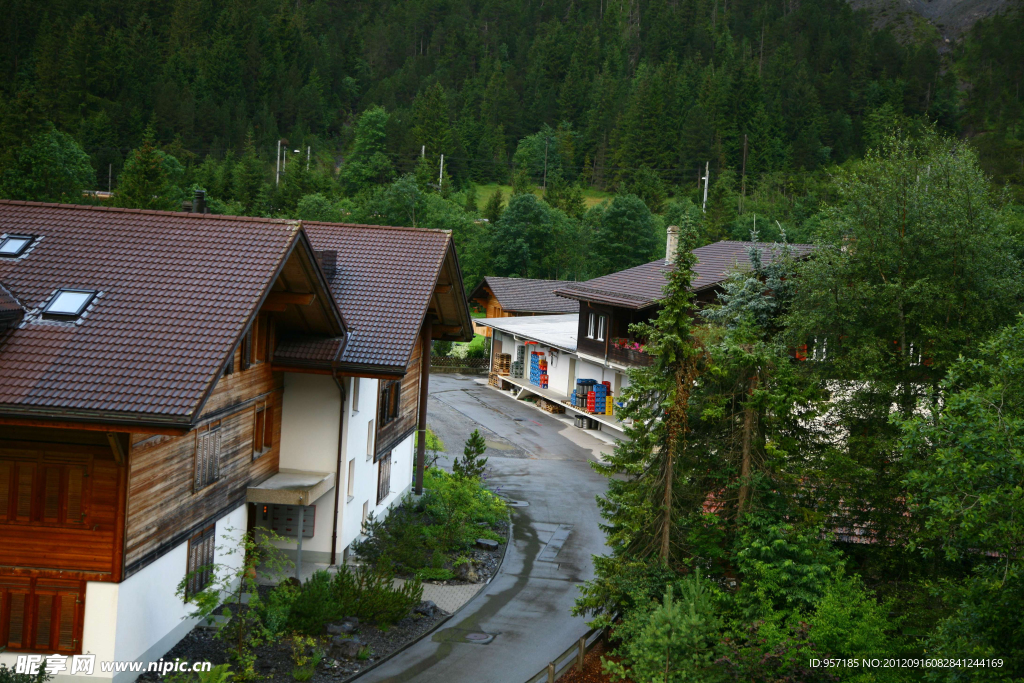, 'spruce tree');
482,187,505,223
454,429,488,479
113,125,176,210
591,223,704,565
